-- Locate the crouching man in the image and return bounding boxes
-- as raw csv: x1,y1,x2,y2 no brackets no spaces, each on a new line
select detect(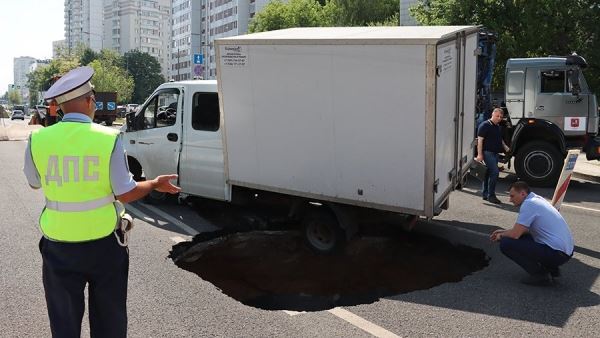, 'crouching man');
490,181,574,286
